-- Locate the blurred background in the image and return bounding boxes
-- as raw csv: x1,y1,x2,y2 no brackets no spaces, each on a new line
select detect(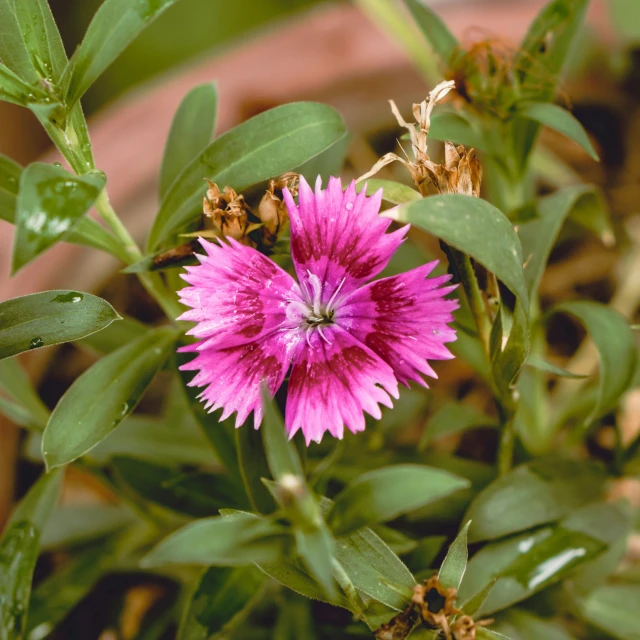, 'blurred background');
2,0,640,636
